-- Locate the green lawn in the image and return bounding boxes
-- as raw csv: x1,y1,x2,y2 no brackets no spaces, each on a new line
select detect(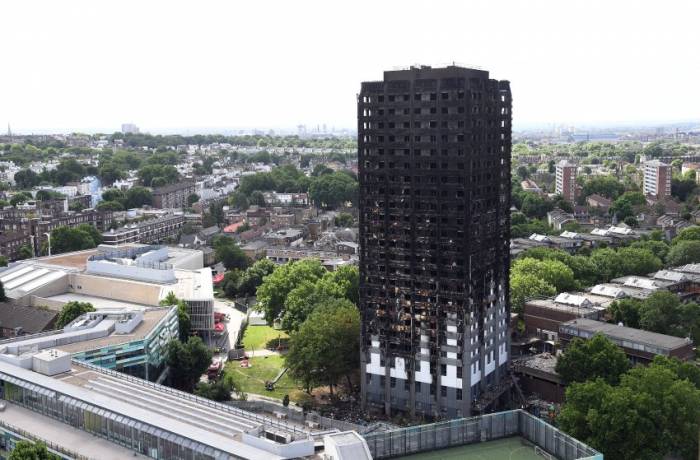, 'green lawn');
225,355,305,401
242,325,289,351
